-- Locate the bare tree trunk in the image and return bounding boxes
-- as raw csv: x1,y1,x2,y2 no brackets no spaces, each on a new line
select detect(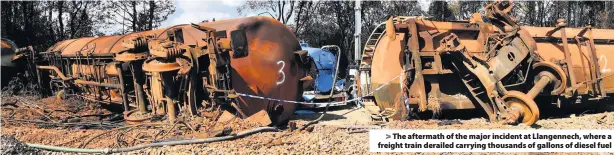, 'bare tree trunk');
574,3,585,27
48,1,55,41
58,1,64,40
277,1,283,22
539,1,544,26
132,1,137,32
608,2,613,28
149,1,154,30
294,2,304,34
69,1,76,38
22,2,31,42
567,1,574,21
284,1,295,24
